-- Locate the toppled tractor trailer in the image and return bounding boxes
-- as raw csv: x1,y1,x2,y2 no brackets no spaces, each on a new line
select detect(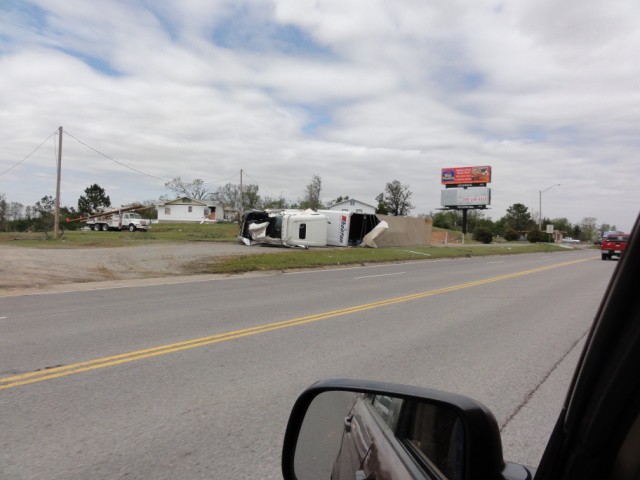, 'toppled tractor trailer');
238,210,328,248
238,209,432,248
